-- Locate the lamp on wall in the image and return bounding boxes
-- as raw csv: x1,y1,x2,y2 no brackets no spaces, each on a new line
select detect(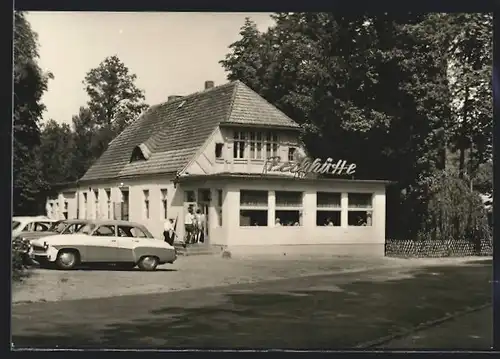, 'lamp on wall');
173,173,180,189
